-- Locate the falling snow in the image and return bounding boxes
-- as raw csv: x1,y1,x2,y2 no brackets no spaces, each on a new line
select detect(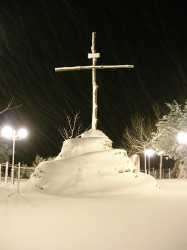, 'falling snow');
0,1,186,164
